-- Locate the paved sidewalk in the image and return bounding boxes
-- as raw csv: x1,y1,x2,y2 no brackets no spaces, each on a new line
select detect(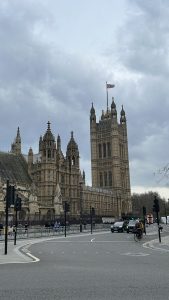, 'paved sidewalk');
143,234,169,252
0,239,34,264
